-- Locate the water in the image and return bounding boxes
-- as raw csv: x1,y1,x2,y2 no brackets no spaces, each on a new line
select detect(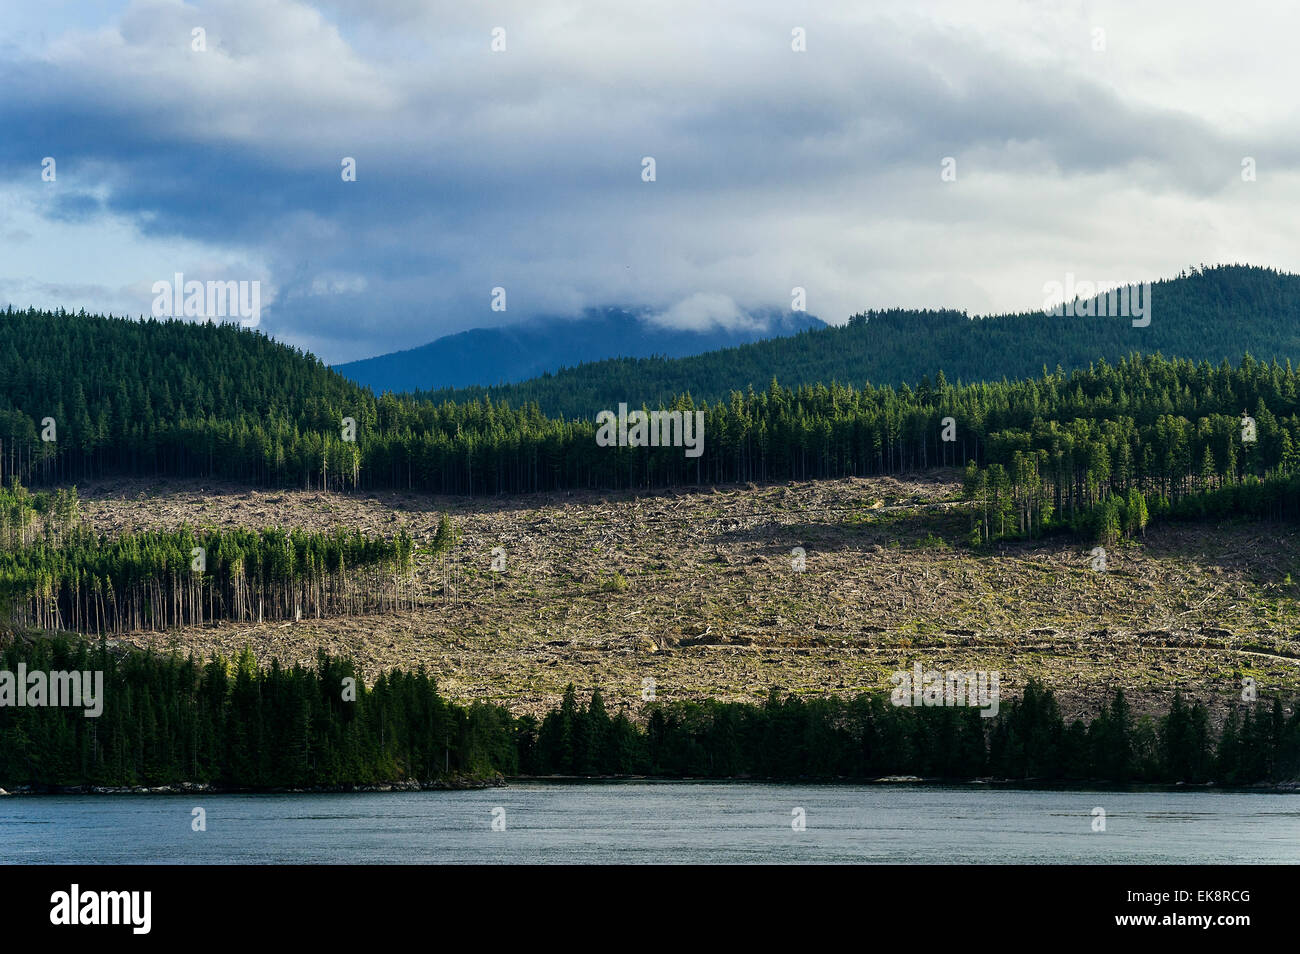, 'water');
2,782,1297,864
